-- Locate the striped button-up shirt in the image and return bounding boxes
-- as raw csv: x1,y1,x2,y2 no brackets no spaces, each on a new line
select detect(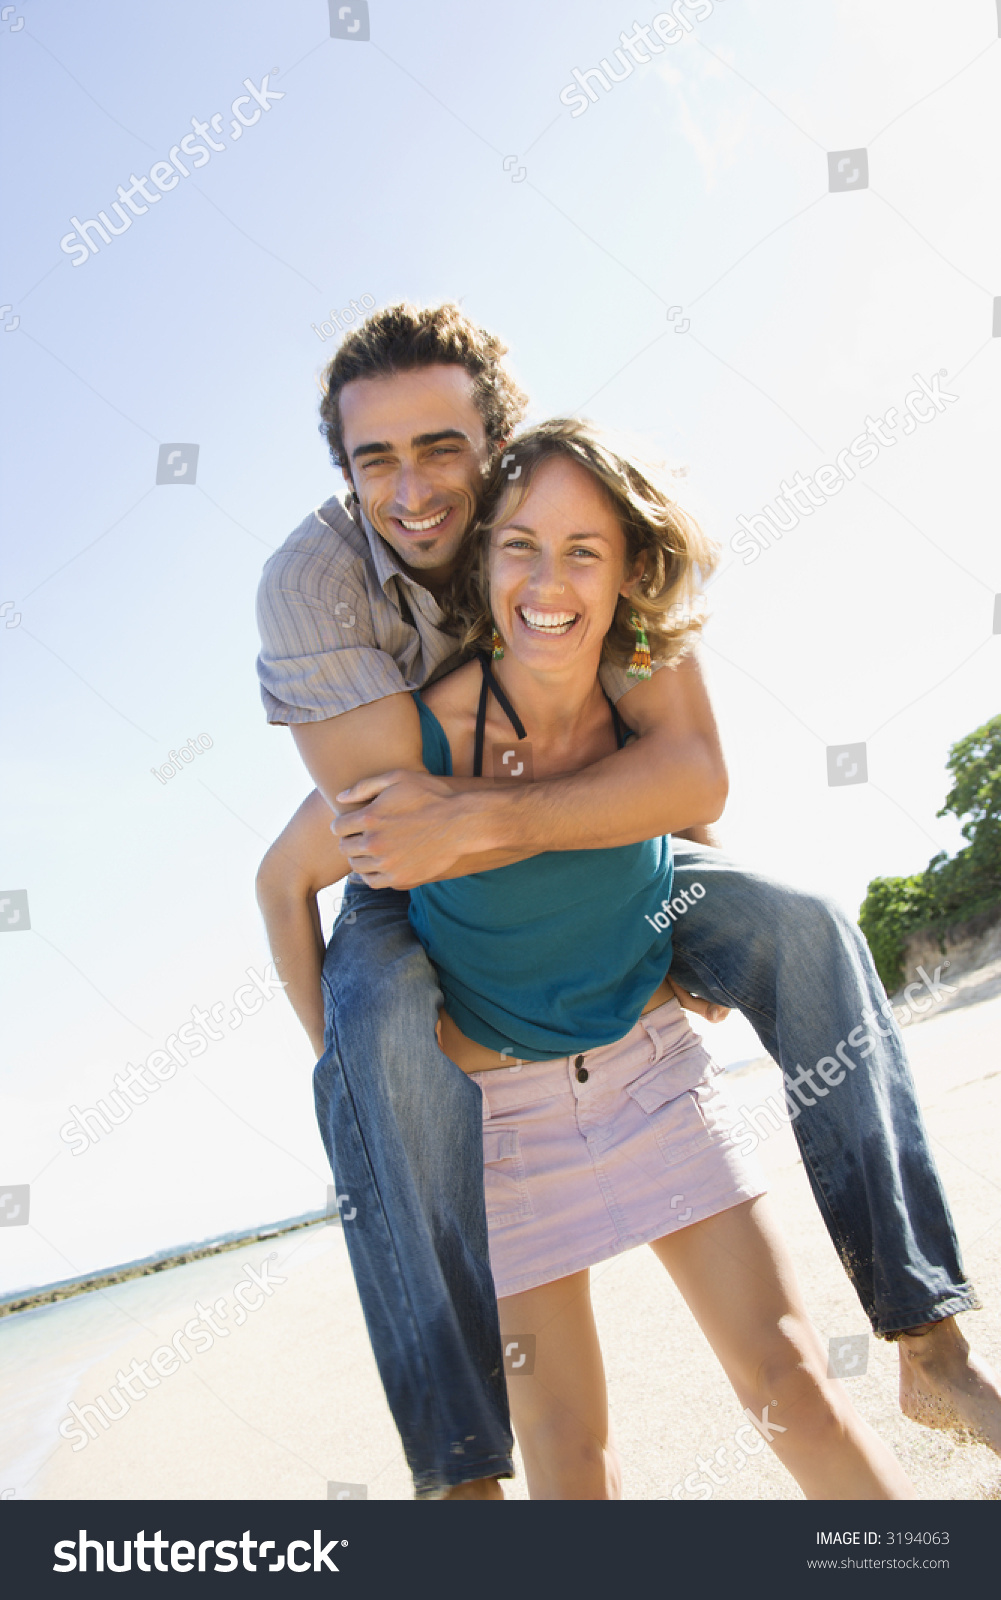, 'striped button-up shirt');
256,493,638,724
